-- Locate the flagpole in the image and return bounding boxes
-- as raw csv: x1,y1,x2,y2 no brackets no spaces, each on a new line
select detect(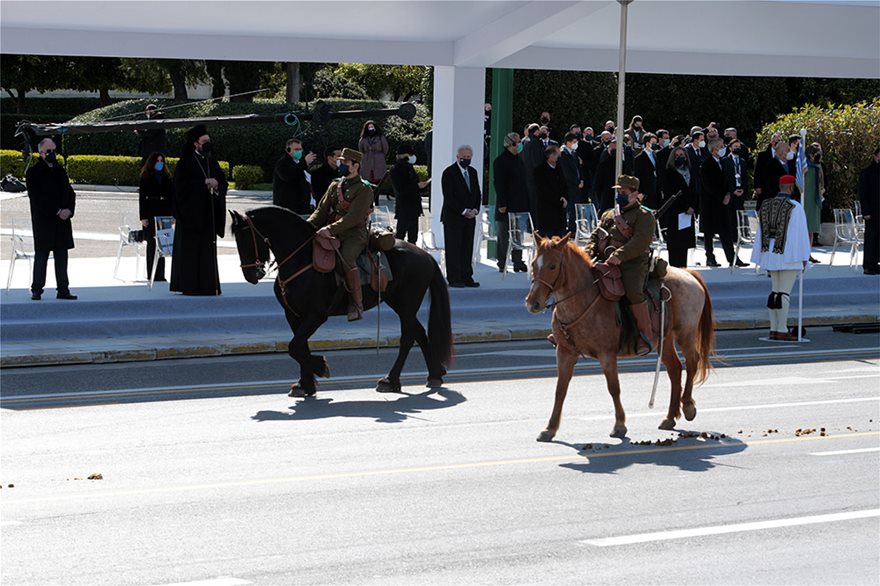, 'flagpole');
797,267,804,342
